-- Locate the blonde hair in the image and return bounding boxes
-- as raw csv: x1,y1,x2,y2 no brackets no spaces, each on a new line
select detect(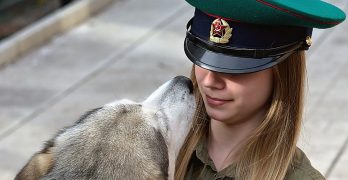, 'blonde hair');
175,51,306,180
